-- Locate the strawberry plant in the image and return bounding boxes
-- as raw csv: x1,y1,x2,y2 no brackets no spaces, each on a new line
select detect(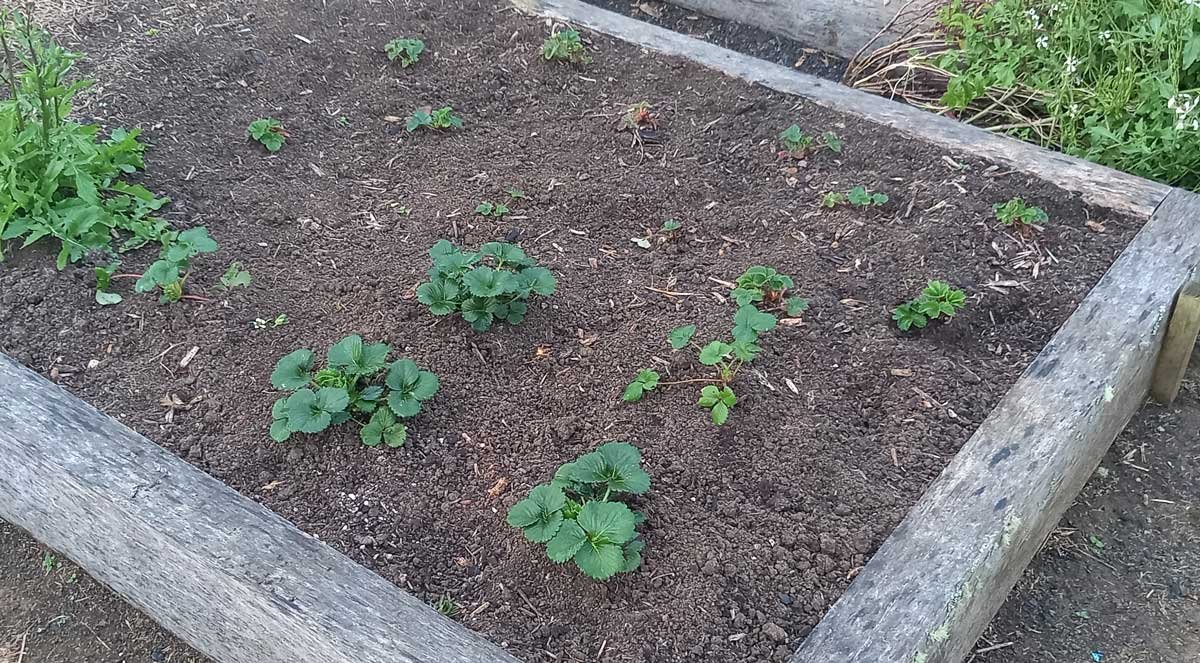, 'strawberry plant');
821,131,843,153
823,186,888,208
133,227,219,303
475,201,510,218
416,239,557,331
384,37,424,67
506,442,649,581
731,265,809,316
247,118,285,152
218,262,251,290
993,197,1048,227
268,334,440,447
542,29,589,64
406,106,463,132
625,267,806,424
892,280,968,331
0,9,170,270
778,126,842,158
